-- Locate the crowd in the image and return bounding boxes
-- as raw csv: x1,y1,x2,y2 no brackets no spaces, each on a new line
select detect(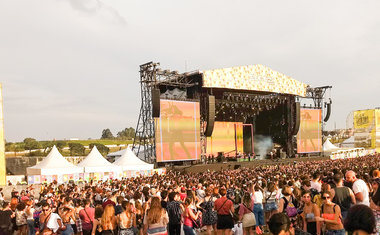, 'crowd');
0,153,379,235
